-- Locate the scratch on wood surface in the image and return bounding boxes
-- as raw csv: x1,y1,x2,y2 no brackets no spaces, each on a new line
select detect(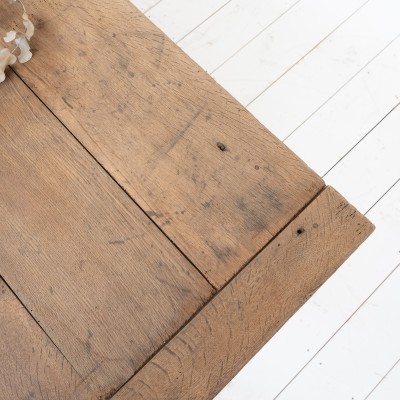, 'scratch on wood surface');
162,109,202,154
